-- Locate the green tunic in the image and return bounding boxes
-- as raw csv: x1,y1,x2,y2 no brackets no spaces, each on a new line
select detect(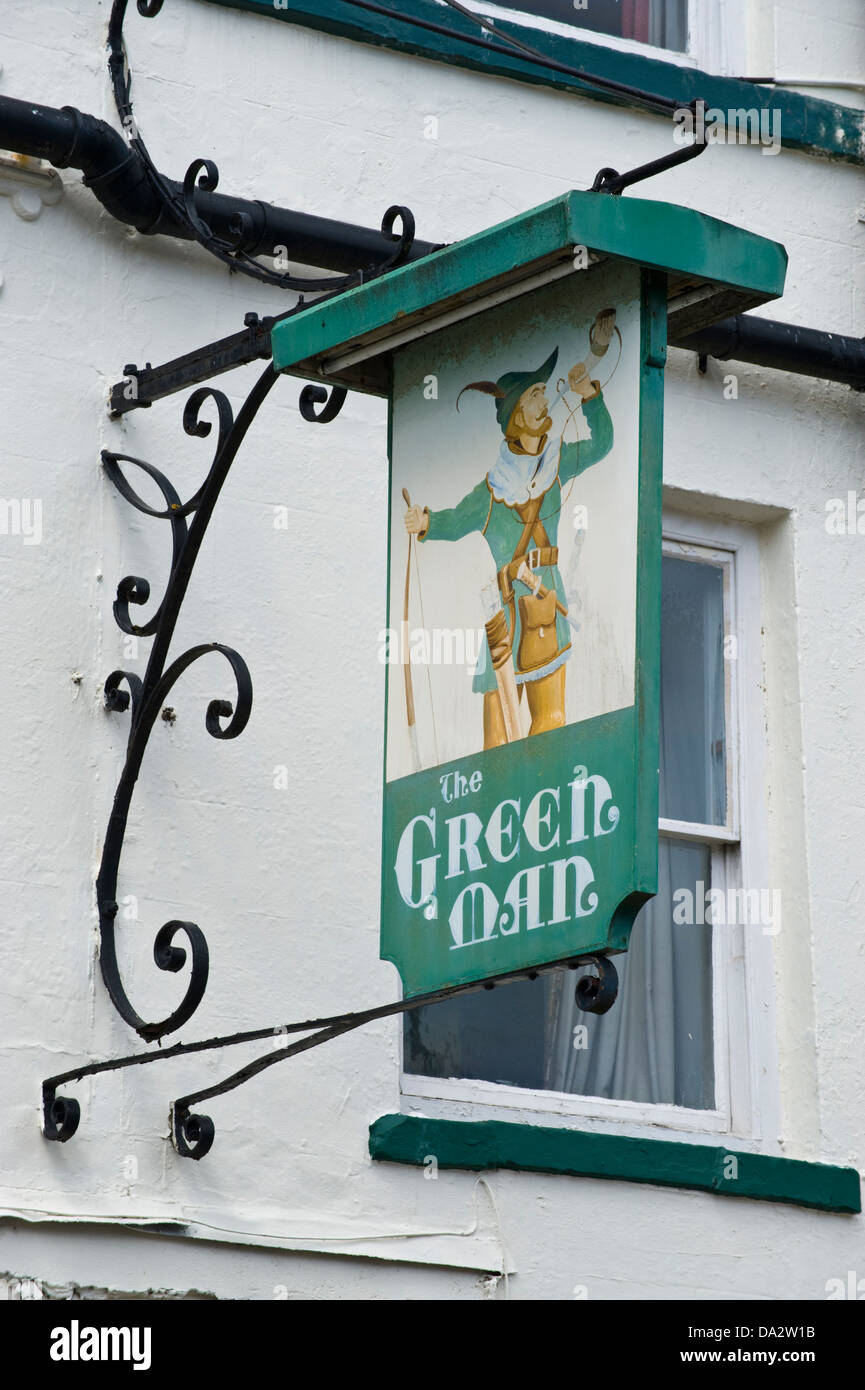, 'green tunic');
420,391,613,694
